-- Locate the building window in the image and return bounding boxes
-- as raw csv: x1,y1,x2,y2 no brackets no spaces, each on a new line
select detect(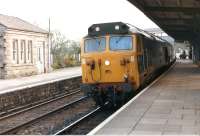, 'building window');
13,41,16,60
43,41,45,64
12,39,19,64
20,40,25,63
38,48,41,61
28,40,33,63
